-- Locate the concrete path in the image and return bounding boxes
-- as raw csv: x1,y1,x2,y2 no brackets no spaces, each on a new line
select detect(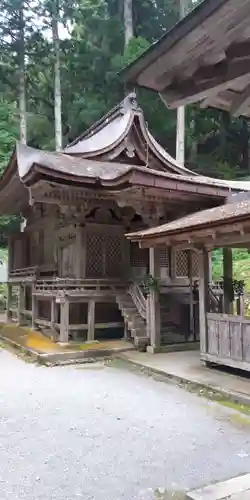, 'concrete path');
120,350,250,404
2,349,250,499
